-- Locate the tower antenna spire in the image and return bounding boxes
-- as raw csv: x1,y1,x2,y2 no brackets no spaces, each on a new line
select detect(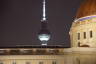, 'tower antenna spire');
42,0,46,21
38,0,51,46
